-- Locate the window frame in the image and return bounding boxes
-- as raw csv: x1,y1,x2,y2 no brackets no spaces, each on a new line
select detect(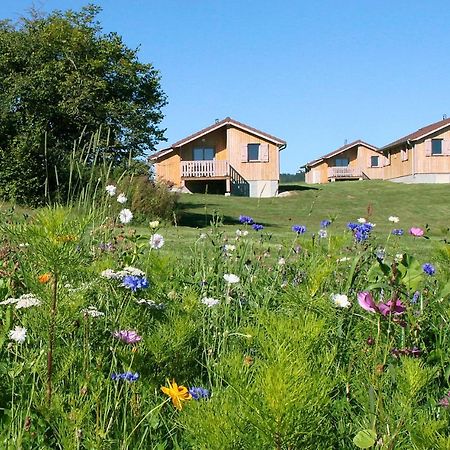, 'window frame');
247,143,260,162
370,155,380,167
431,139,443,155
